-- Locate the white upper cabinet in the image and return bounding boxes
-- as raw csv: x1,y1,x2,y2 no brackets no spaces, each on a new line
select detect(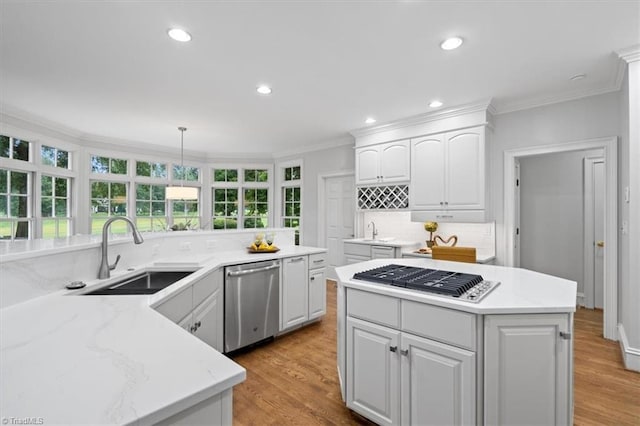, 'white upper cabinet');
356,140,410,185
410,126,486,218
